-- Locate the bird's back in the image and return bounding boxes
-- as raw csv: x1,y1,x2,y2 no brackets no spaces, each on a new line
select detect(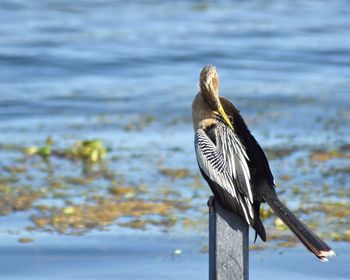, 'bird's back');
219,97,275,196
